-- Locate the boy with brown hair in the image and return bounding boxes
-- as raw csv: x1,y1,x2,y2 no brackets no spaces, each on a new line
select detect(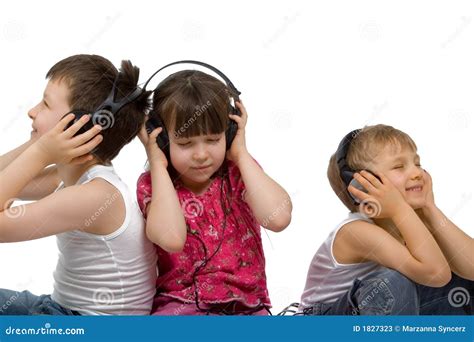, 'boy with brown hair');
0,54,157,315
